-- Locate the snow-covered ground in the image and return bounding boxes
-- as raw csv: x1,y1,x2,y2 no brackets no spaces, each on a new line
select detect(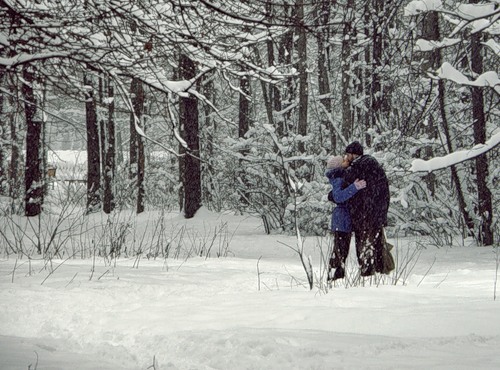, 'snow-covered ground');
1,206,499,370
